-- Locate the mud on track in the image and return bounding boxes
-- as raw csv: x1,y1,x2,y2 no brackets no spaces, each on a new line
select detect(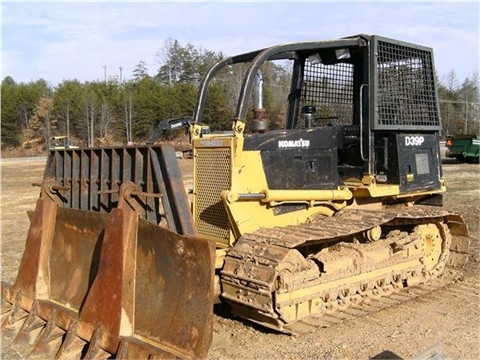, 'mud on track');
1,156,479,359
